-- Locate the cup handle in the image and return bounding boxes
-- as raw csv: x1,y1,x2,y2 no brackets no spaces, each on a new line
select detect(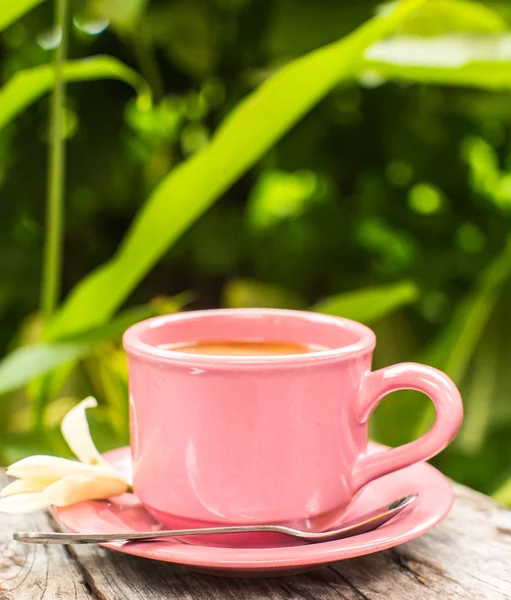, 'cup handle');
352,362,463,491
